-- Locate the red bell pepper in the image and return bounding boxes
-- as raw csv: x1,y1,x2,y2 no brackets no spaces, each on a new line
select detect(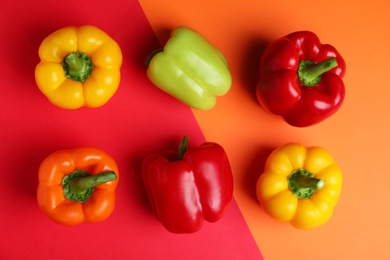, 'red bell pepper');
256,31,346,127
142,136,234,233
